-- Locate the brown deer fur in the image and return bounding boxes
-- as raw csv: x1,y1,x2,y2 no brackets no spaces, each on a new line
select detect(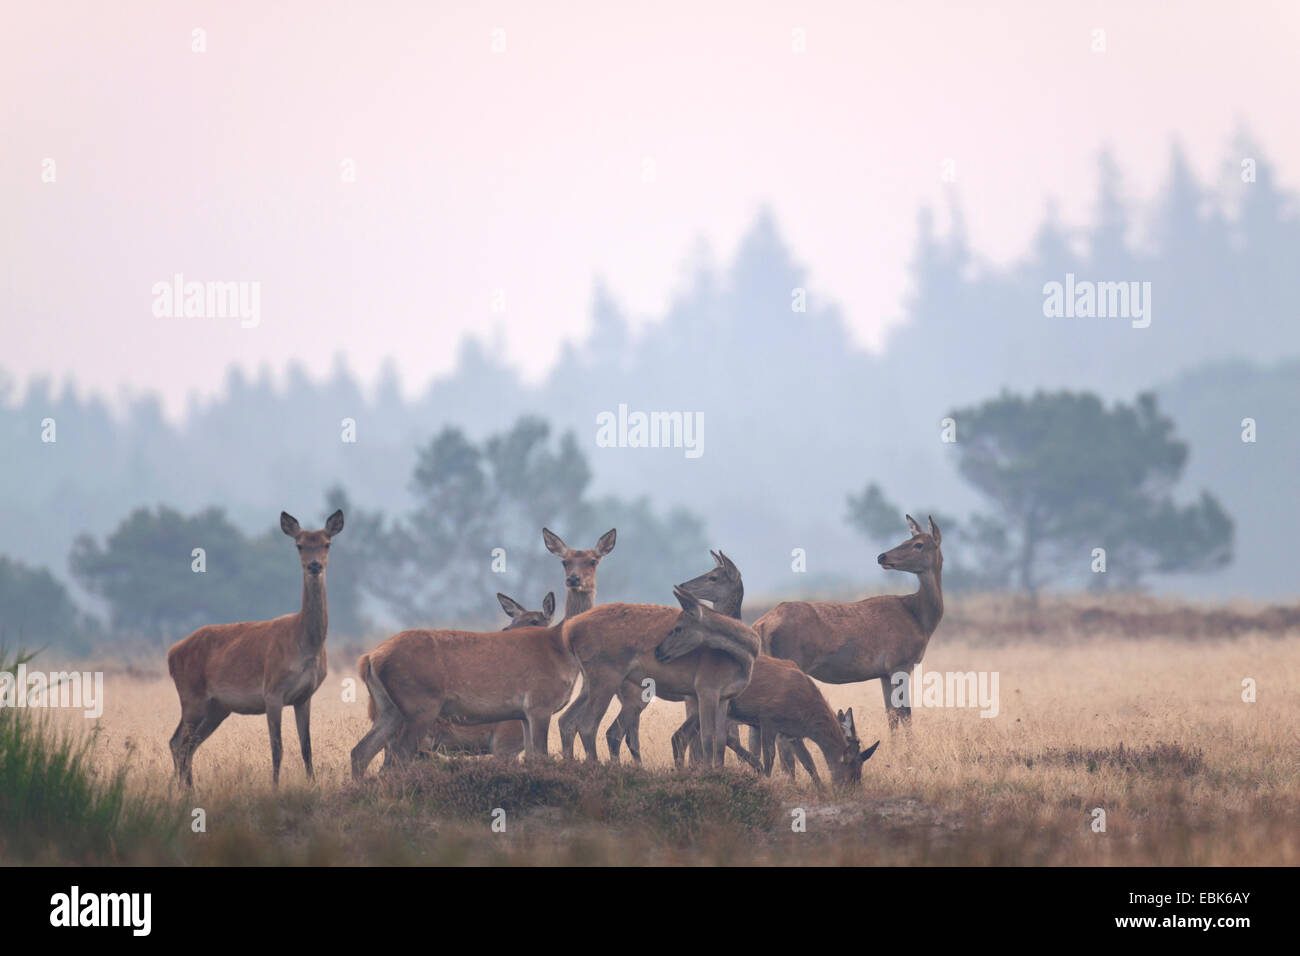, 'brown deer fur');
167,508,344,787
